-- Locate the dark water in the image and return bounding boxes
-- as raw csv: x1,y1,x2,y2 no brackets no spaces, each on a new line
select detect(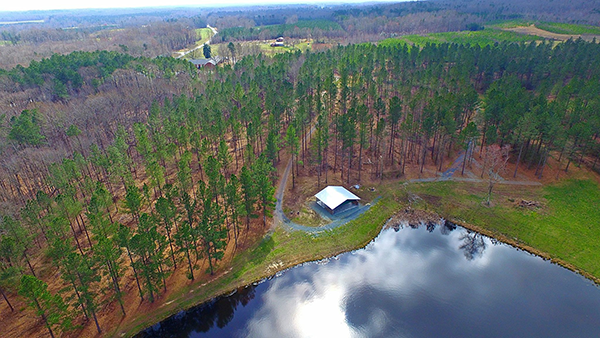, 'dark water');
140,222,600,338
